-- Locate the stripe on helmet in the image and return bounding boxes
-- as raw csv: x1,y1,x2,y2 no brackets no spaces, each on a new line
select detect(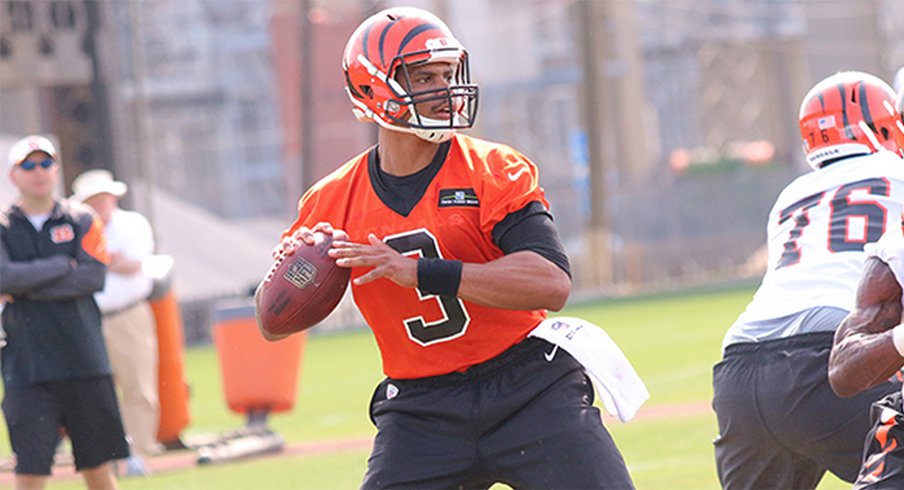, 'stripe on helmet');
362,22,374,64
859,81,880,136
378,17,403,66
837,82,857,140
398,23,441,57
